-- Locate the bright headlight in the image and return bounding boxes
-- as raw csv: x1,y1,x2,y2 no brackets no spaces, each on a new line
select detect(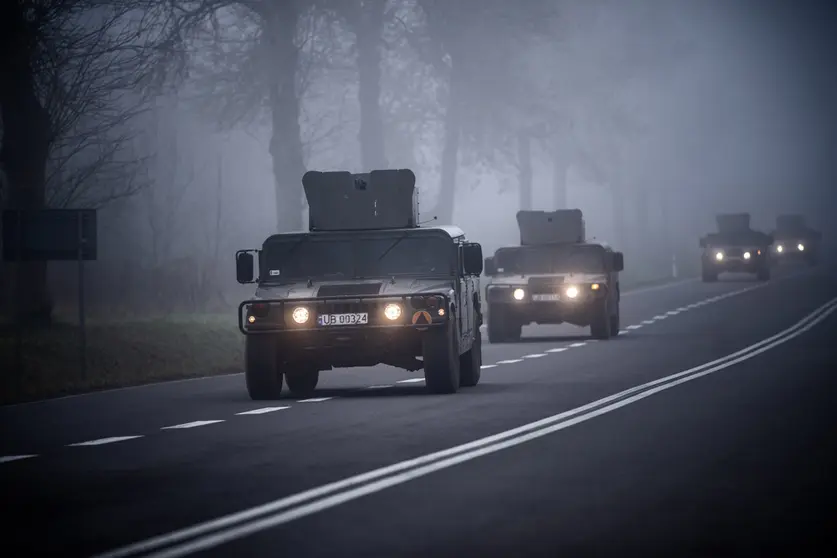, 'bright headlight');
715,251,724,261
776,245,783,253
291,306,309,324
566,286,579,299
743,251,751,260
384,303,402,320
797,243,805,251
513,288,525,300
